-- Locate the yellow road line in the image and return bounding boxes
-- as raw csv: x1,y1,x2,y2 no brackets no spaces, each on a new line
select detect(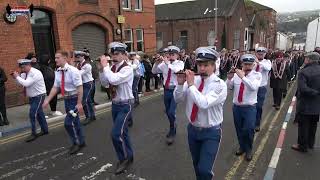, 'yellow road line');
0,93,161,145
240,108,281,180
224,84,295,180
224,107,273,180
